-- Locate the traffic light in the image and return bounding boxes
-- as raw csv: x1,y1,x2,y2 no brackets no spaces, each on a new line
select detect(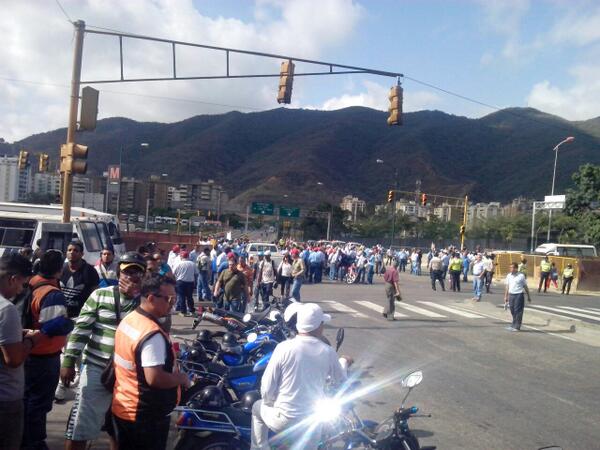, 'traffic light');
460,224,465,235
80,86,99,131
277,60,295,104
18,150,29,170
387,190,394,203
38,153,49,173
60,143,88,174
420,193,428,206
387,84,403,126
